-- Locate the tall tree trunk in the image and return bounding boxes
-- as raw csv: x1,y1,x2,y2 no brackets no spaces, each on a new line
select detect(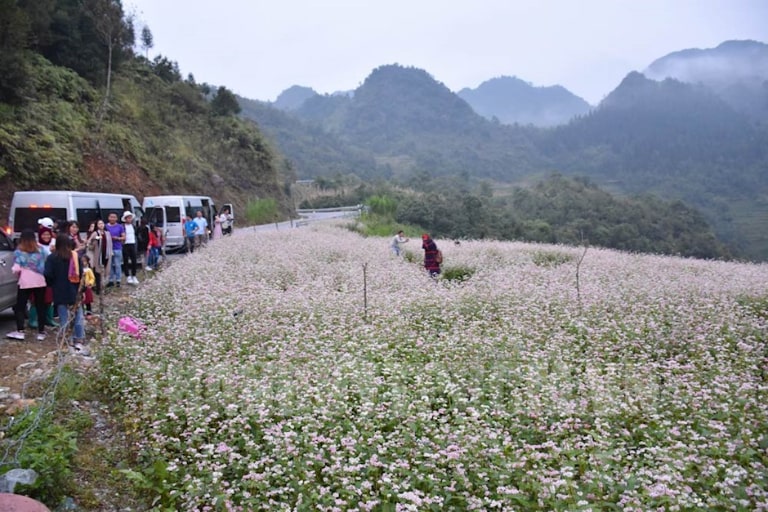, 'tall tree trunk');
96,40,112,133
